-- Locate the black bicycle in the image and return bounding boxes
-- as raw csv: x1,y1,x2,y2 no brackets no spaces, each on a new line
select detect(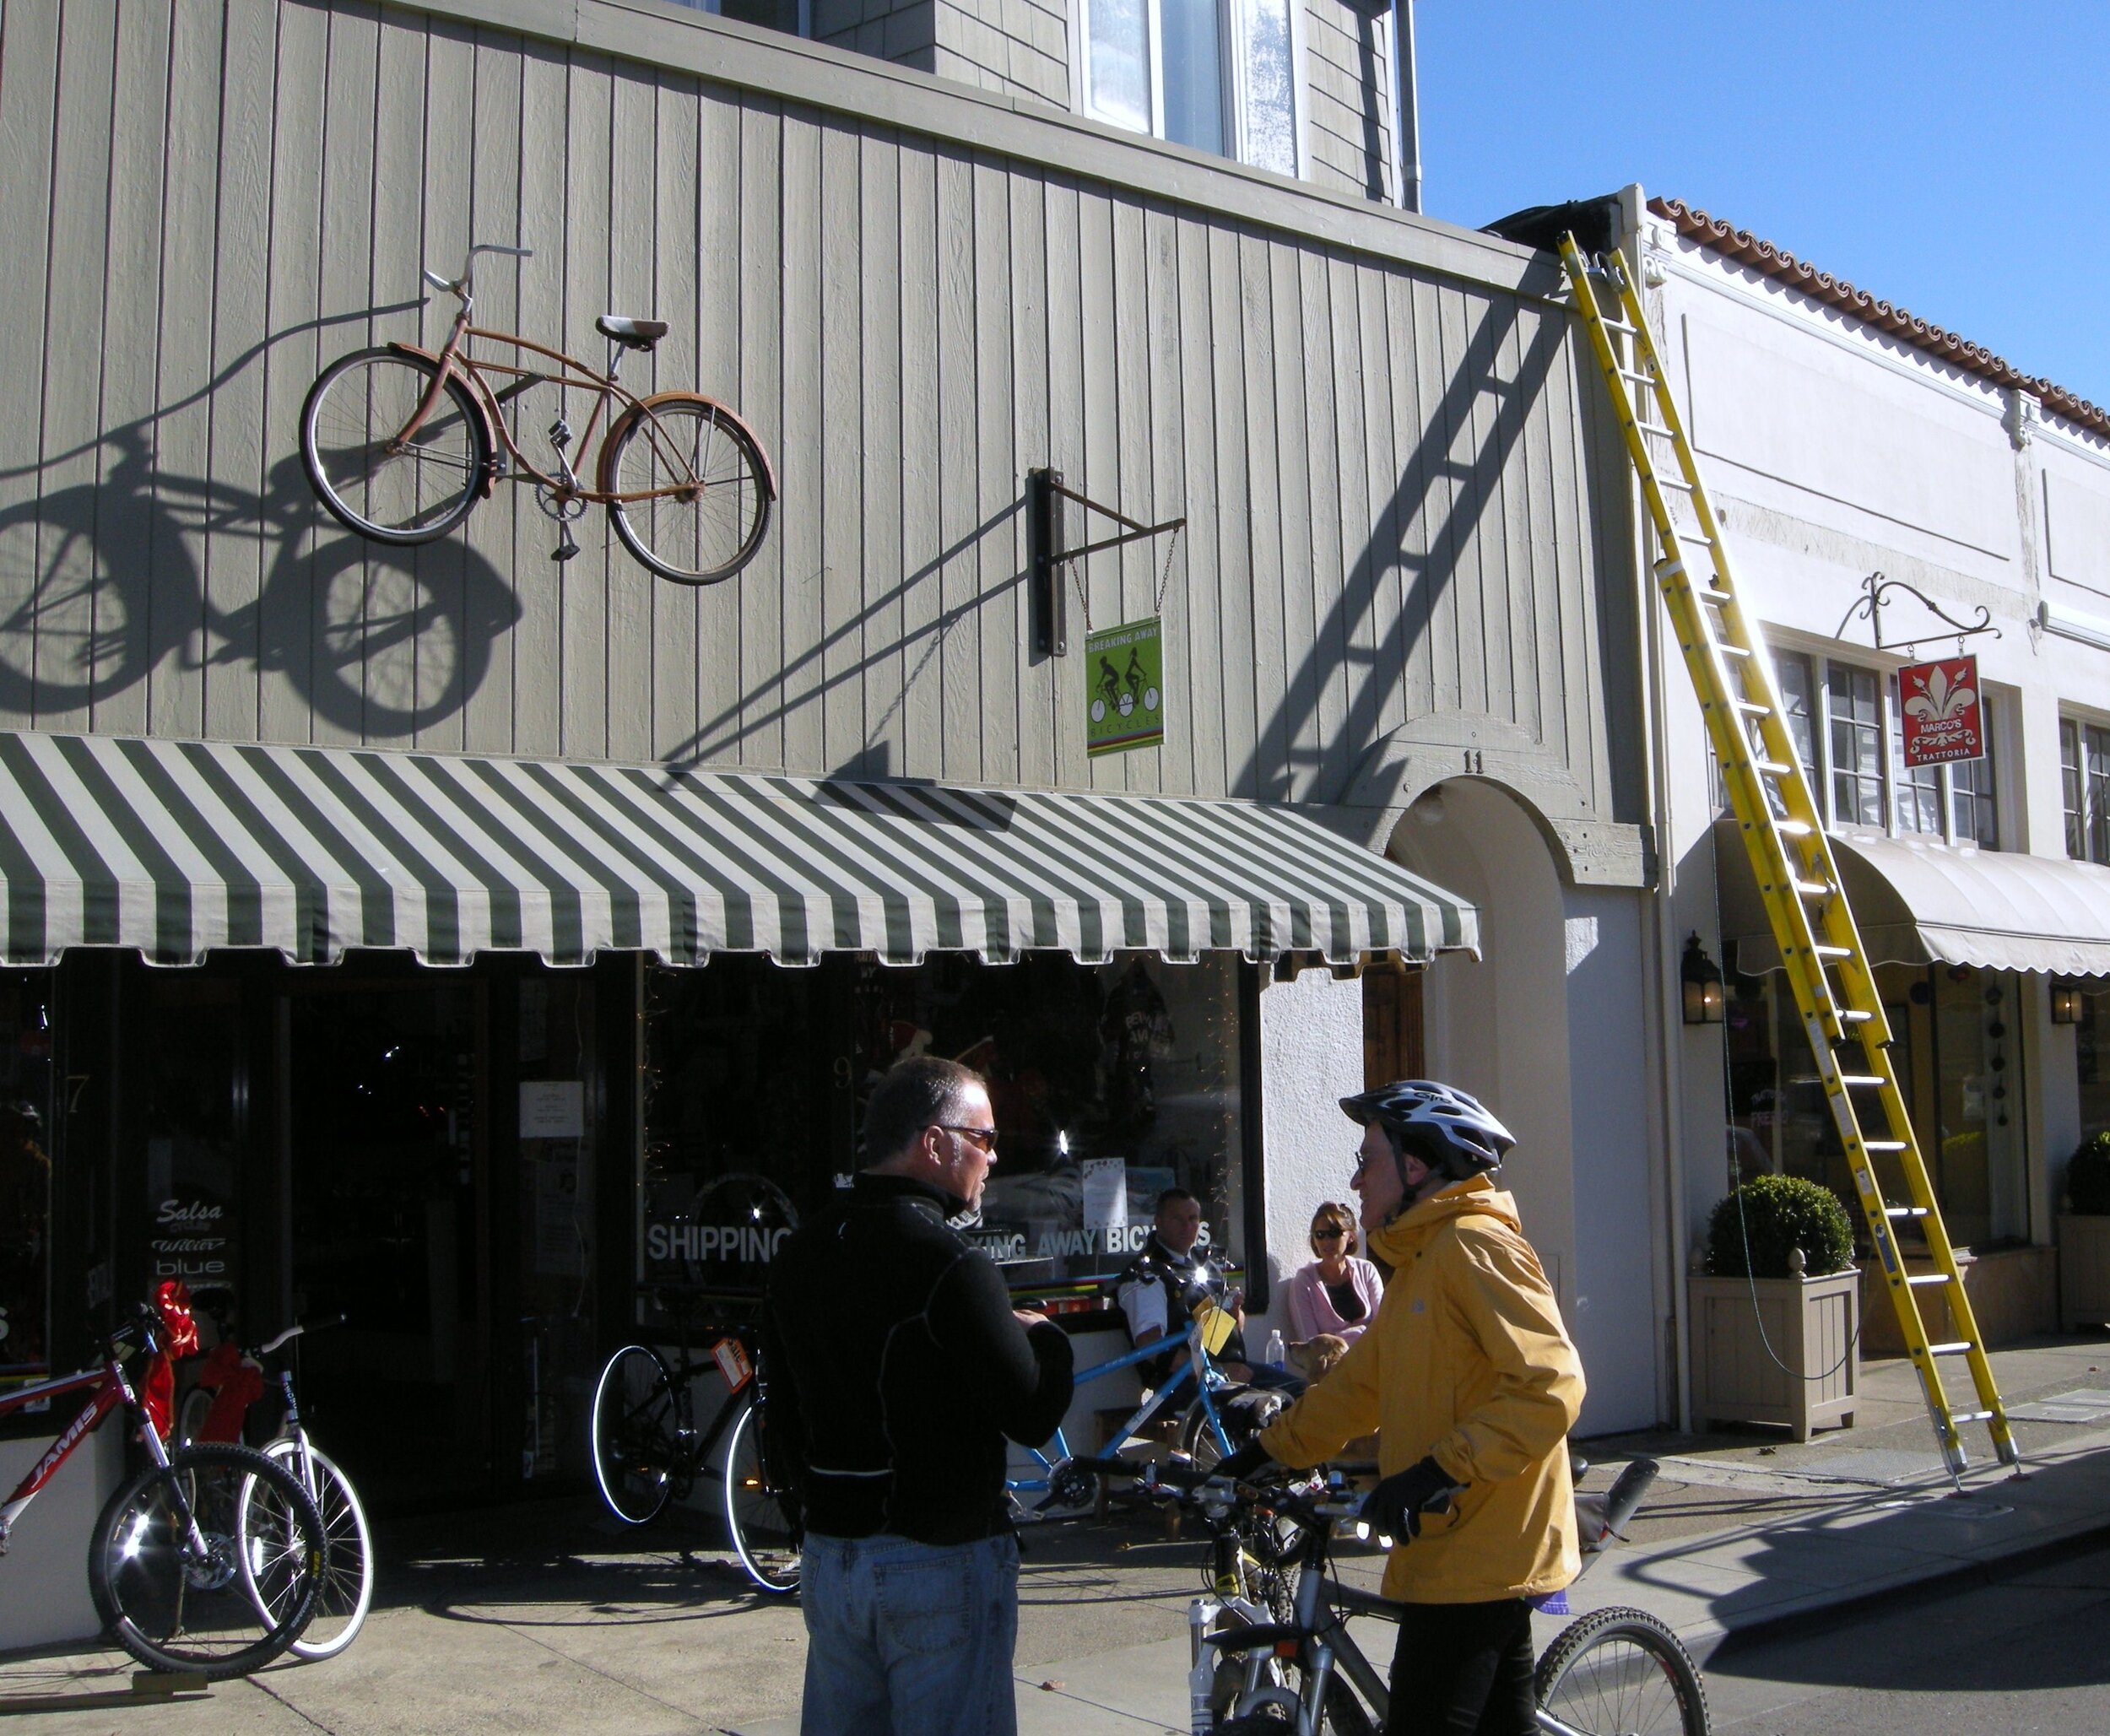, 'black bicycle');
1076,1455,1707,1735
589,1290,800,1596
